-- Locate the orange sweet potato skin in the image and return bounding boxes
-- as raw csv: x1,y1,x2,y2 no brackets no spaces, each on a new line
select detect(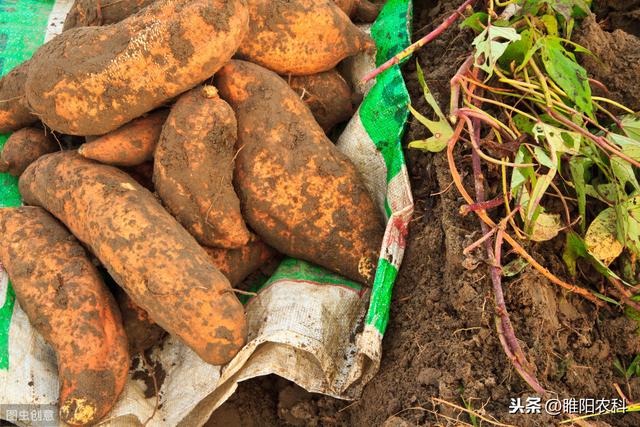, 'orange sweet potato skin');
0,206,129,426
287,70,354,132
113,287,166,354
154,86,250,248
26,0,249,135
0,61,37,134
19,151,247,365
79,110,168,166
237,0,374,75
63,0,156,30
0,127,58,176
216,60,384,285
